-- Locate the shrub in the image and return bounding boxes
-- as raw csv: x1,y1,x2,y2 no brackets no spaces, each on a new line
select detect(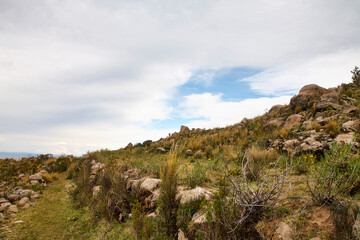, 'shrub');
176,197,205,237
307,142,360,205
204,159,291,239
351,66,360,86
158,157,178,238
42,172,53,182
184,162,208,188
325,120,340,137
131,200,154,240
280,128,289,139
244,146,278,181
